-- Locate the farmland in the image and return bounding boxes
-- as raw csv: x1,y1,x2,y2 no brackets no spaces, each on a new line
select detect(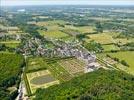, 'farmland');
26,57,48,73
97,51,134,74
26,70,59,94
38,30,69,39
24,57,86,95
58,58,86,76
106,51,134,74
102,44,120,52
86,33,115,44
0,4,134,100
